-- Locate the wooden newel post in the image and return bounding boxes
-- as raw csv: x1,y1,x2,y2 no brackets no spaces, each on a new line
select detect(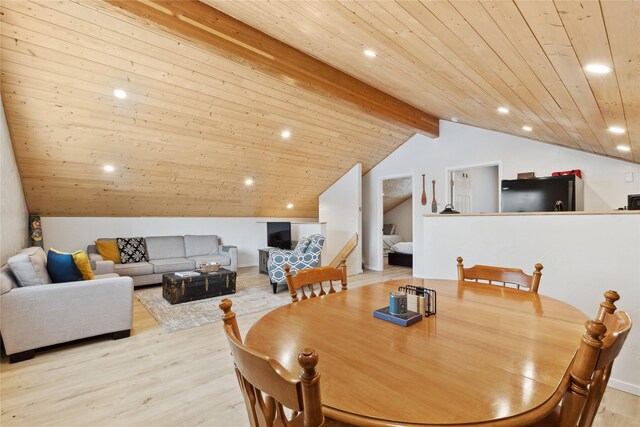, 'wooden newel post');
596,290,620,322
456,257,464,281
340,258,347,291
219,298,241,341
530,263,544,293
298,348,324,427
559,319,606,426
